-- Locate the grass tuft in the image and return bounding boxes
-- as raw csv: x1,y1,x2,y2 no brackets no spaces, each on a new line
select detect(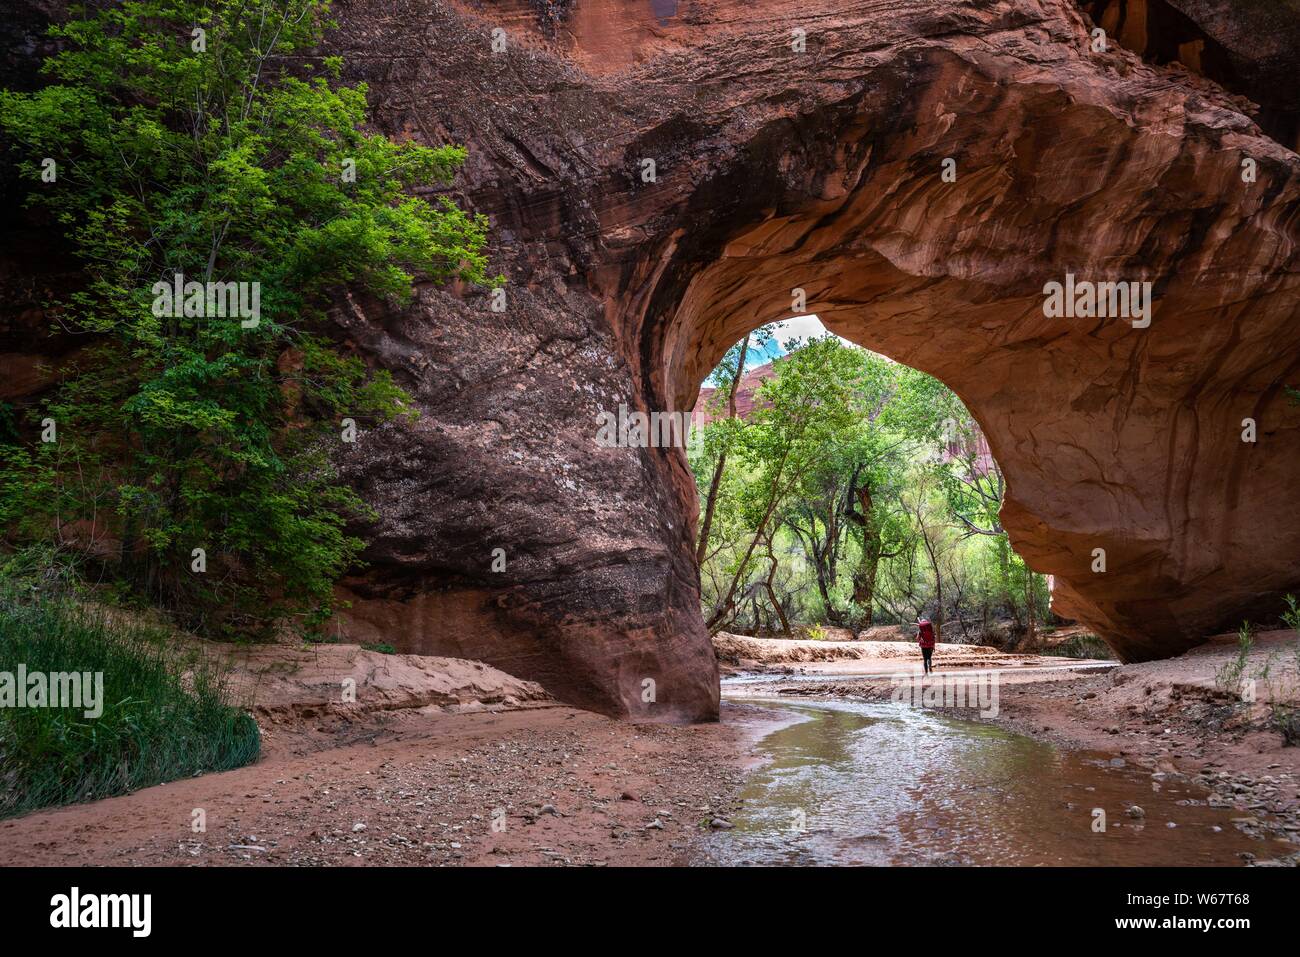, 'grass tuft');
0,588,260,819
